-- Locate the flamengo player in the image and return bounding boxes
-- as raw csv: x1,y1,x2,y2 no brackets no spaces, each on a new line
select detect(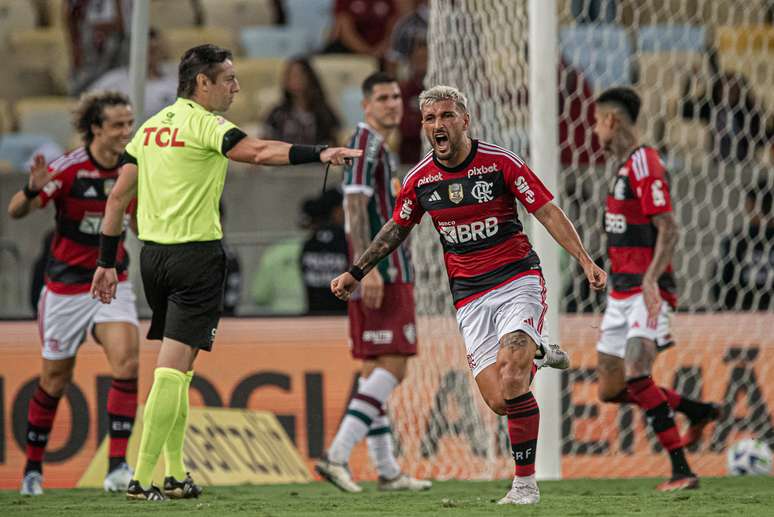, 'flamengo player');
7,92,139,495
593,87,719,491
330,85,606,505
